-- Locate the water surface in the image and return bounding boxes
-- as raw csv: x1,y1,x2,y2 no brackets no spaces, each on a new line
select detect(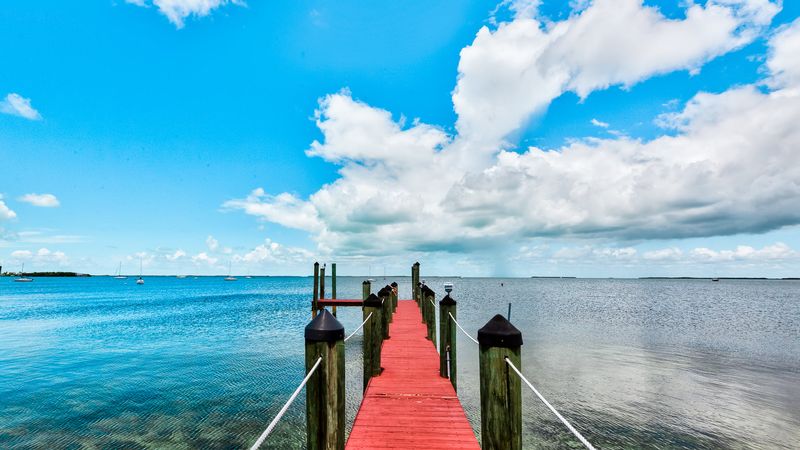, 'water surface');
1,276,798,448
